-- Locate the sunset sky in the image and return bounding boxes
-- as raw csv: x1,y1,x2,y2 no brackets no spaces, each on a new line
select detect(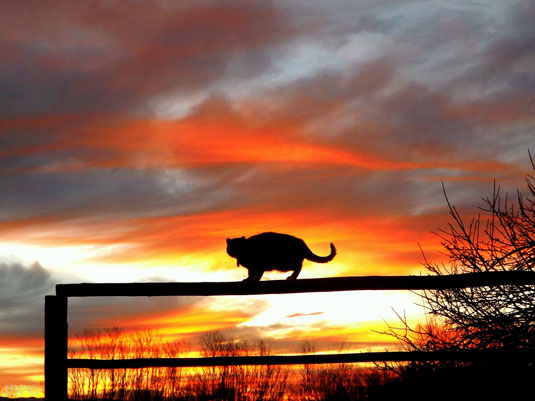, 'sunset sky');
1,0,534,395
